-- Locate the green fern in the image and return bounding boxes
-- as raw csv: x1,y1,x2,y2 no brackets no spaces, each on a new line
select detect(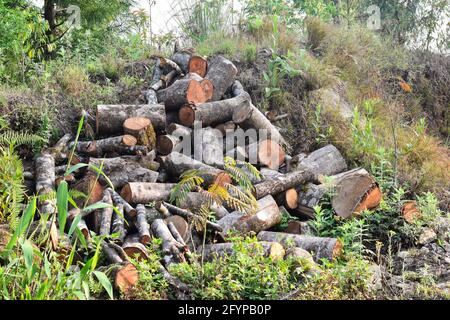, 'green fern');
223,156,260,192
169,169,204,206
0,131,47,149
